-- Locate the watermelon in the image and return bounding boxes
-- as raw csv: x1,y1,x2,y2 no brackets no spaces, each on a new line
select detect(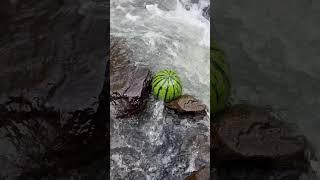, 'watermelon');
211,39,231,114
152,69,183,102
